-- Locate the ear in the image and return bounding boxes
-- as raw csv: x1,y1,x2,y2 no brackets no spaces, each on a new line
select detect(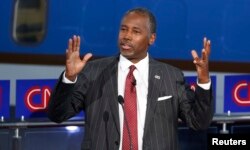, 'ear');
149,33,156,45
